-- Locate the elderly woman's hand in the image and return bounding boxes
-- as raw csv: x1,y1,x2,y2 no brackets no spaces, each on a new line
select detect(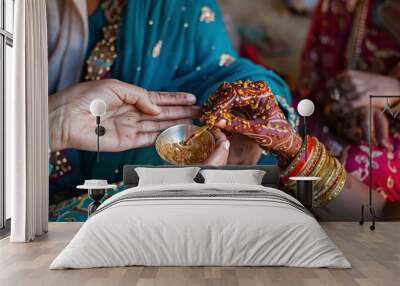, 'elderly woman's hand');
49,79,200,151
337,70,400,109
202,80,302,163
202,129,230,166
227,134,262,165
334,70,400,148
